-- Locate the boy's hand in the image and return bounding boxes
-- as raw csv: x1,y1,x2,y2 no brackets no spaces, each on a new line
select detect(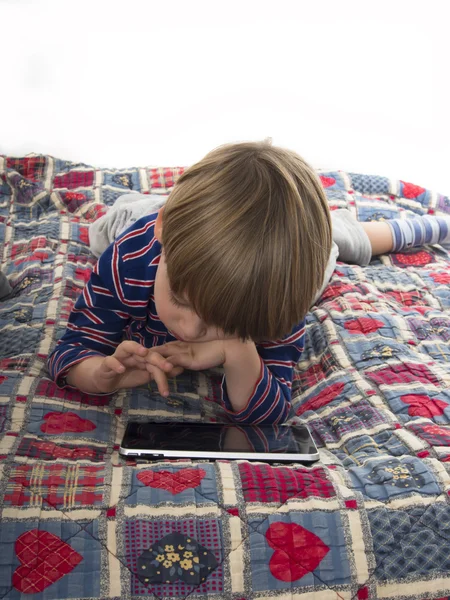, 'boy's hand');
154,340,227,371
96,340,183,395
